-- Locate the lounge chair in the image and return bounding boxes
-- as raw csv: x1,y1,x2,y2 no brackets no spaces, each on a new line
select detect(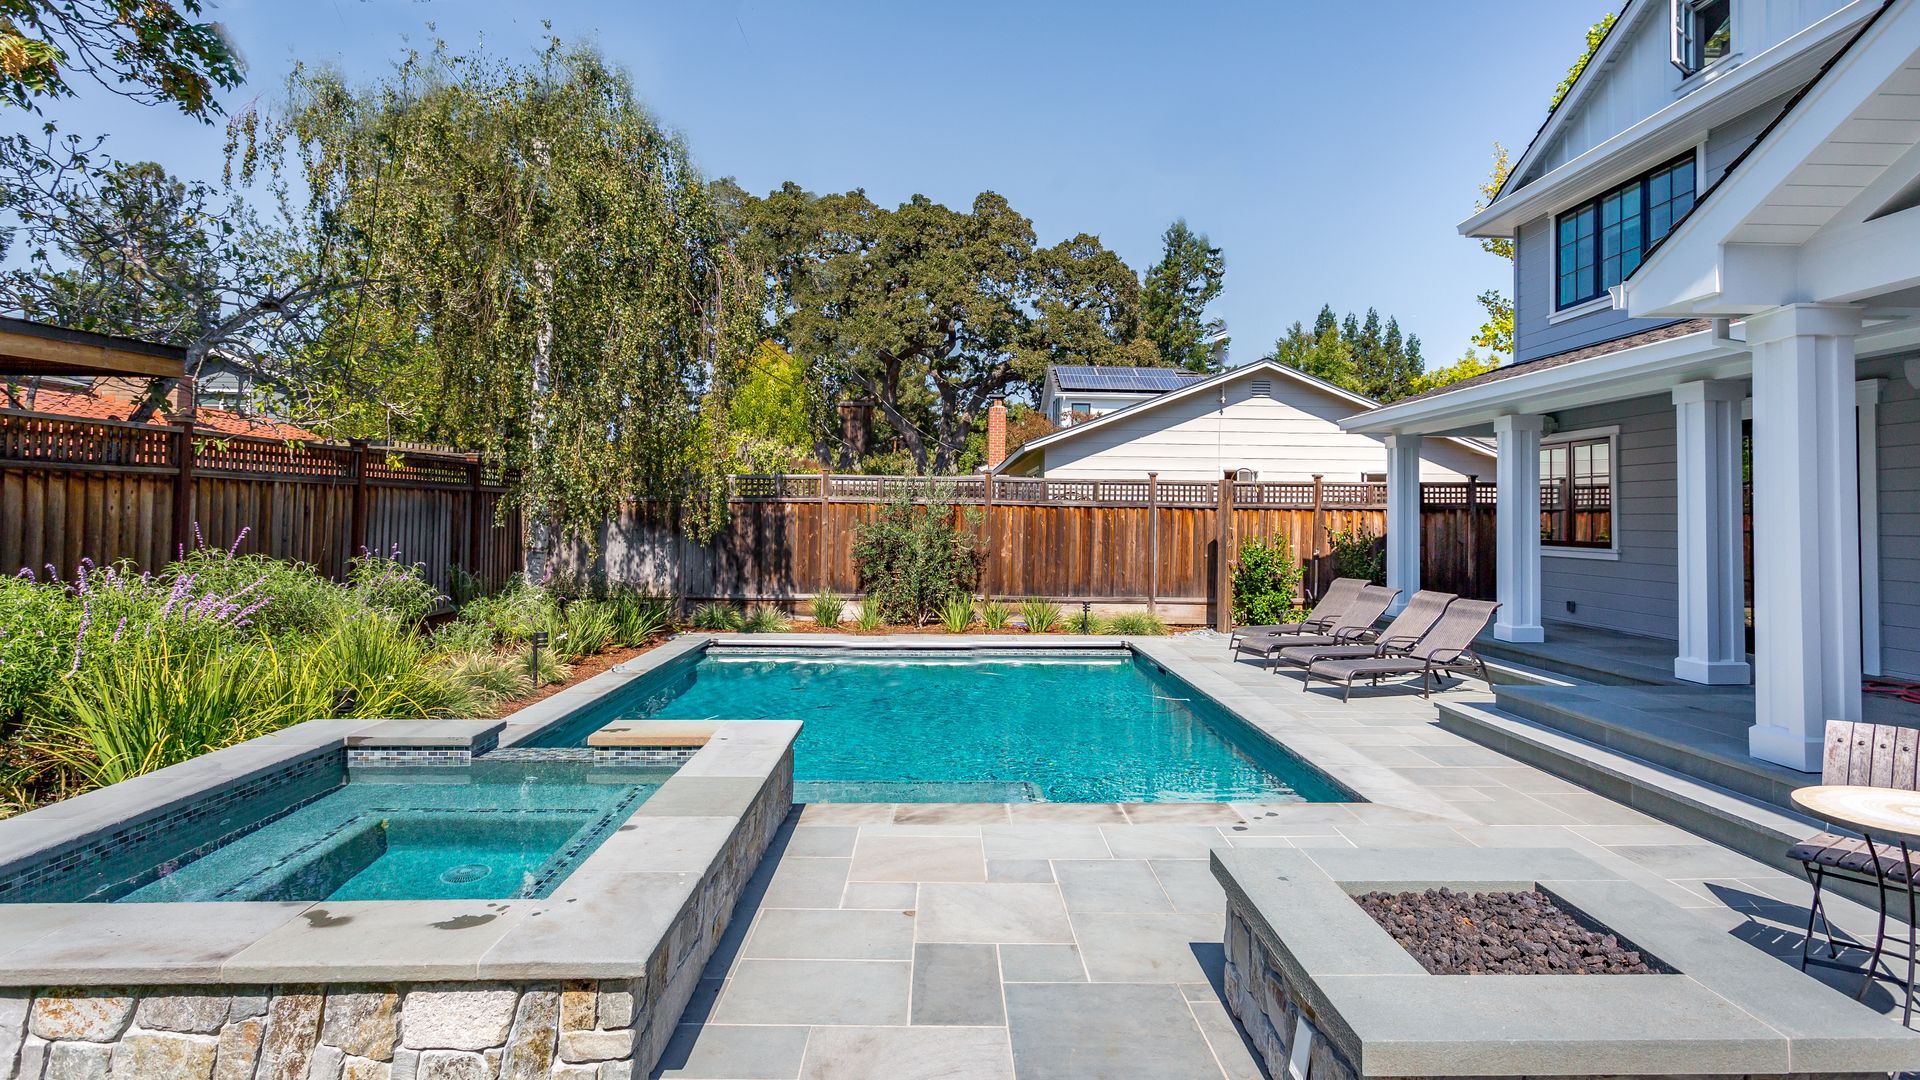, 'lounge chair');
1303,598,1499,700
1238,585,1399,670
1268,590,1456,673
1228,577,1368,649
